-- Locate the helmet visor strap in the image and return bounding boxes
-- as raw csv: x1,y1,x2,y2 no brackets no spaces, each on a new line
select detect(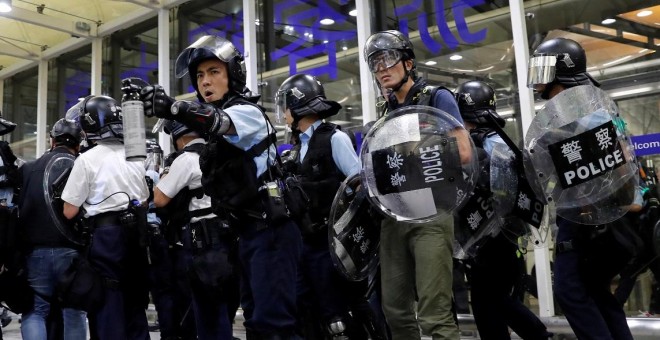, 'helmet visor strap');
527,55,557,87
368,50,403,73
